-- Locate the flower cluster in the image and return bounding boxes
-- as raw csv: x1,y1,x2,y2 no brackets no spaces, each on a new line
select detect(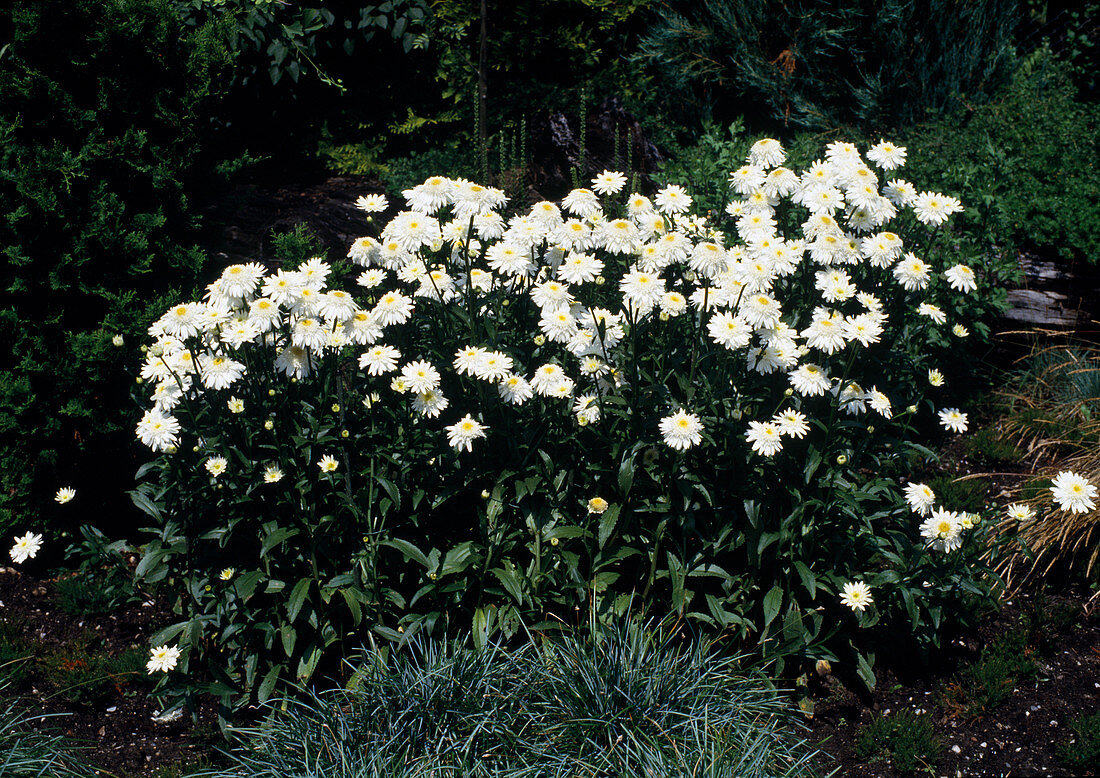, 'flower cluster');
137,141,977,469
130,138,1007,695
